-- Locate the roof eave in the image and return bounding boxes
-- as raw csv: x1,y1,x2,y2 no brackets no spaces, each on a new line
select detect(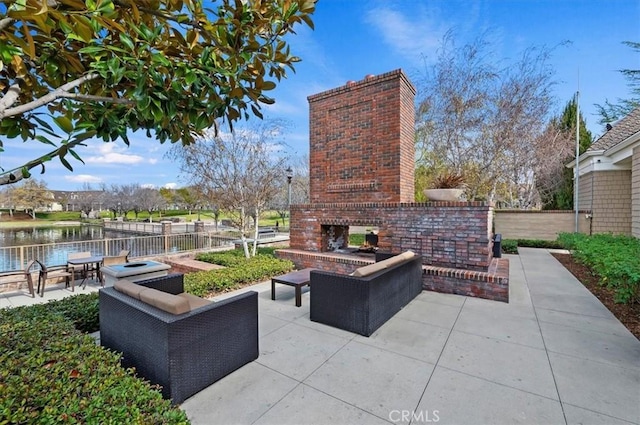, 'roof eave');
566,150,605,169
